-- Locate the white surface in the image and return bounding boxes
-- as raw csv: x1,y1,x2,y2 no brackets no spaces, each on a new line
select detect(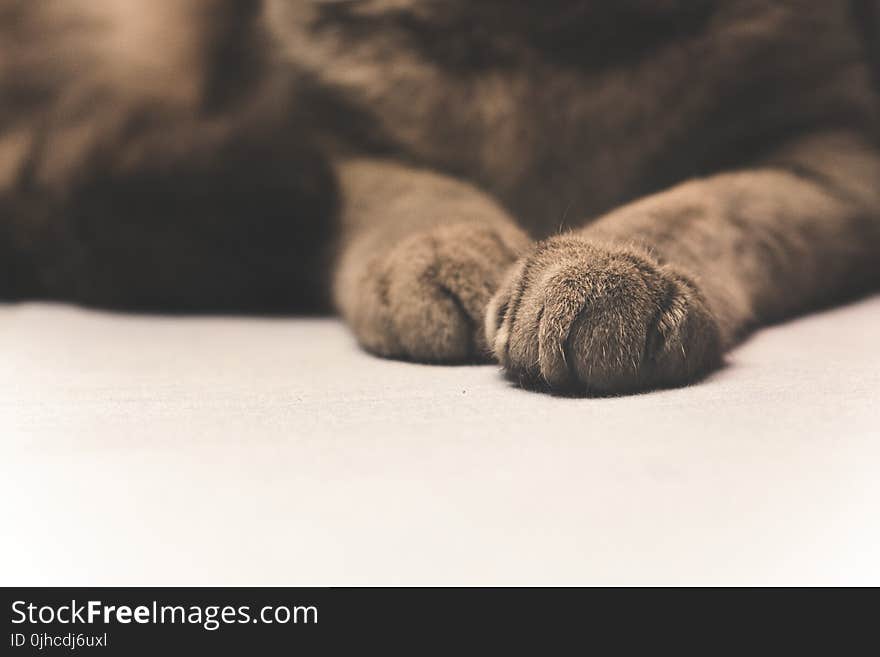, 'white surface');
1,297,878,585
